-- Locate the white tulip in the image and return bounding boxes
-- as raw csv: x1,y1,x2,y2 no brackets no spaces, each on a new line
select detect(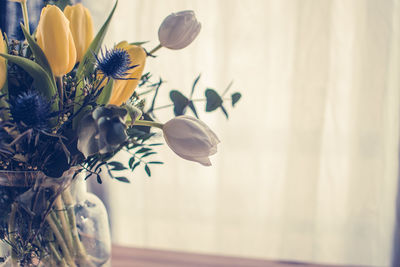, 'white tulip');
163,116,220,166
158,10,201,50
